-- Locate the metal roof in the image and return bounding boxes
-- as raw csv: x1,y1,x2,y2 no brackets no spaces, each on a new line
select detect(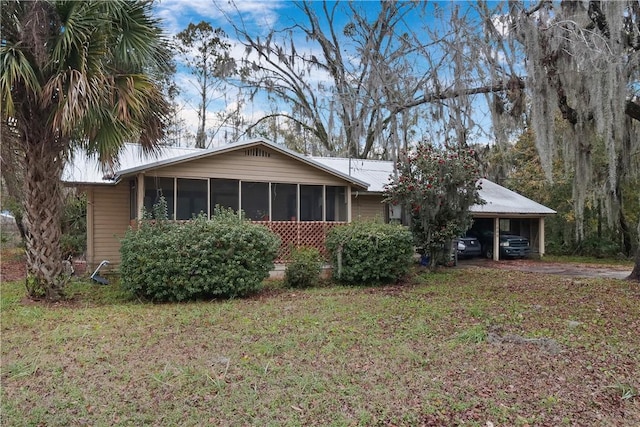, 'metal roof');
471,179,556,215
62,139,369,189
311,157,555,215
63,140,555,216
63,145,199,185
310,157,395,193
